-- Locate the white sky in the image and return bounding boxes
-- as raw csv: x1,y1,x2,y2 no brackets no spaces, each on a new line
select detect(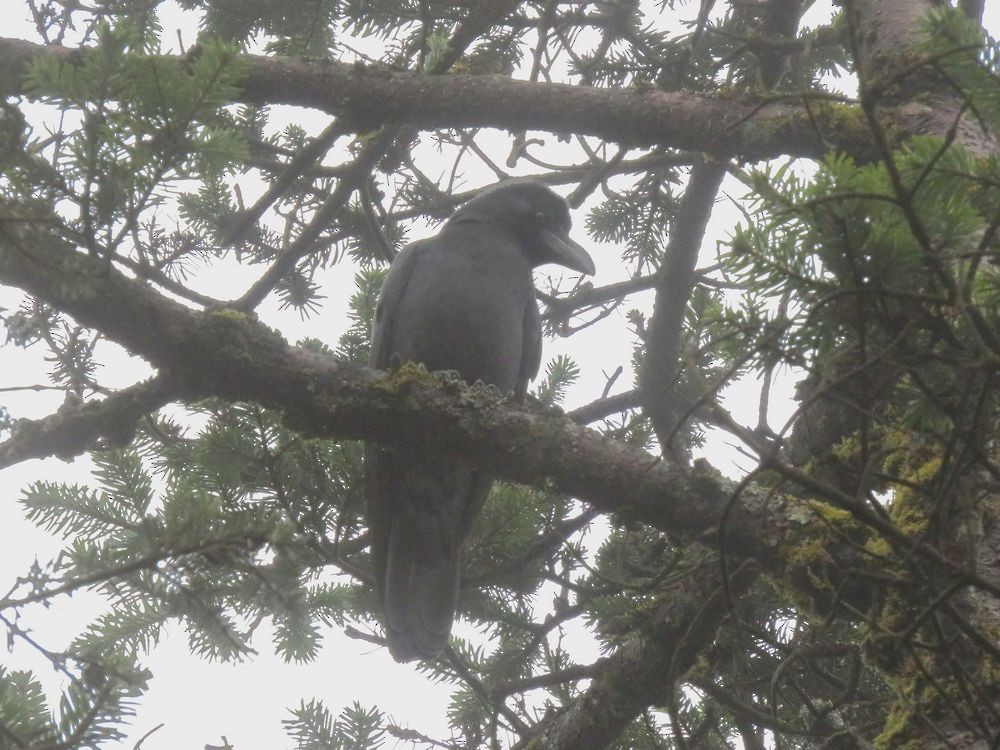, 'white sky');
2,2,997,748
